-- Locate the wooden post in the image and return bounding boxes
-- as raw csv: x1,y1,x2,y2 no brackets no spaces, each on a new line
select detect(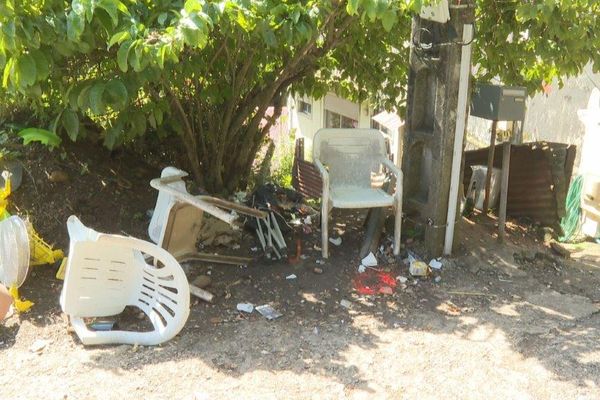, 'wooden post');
498,141,511,242
482,120,498,213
